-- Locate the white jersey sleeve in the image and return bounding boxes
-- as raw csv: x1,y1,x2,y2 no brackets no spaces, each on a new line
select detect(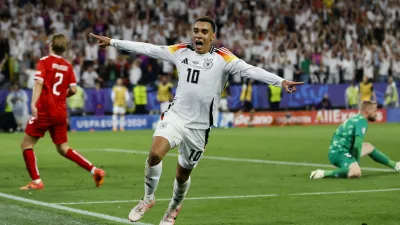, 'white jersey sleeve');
219,47,284,87
110,40,189,64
